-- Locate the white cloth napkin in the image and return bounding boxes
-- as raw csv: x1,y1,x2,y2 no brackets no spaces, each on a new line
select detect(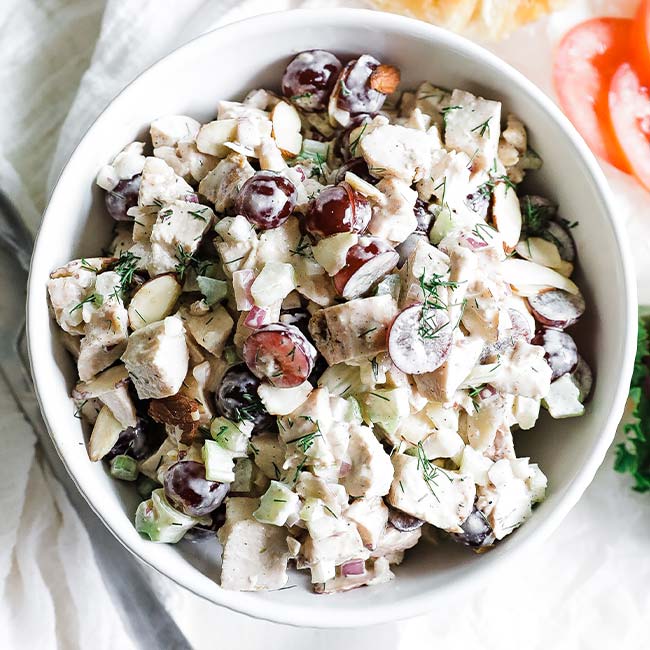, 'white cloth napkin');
1,0,650,649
